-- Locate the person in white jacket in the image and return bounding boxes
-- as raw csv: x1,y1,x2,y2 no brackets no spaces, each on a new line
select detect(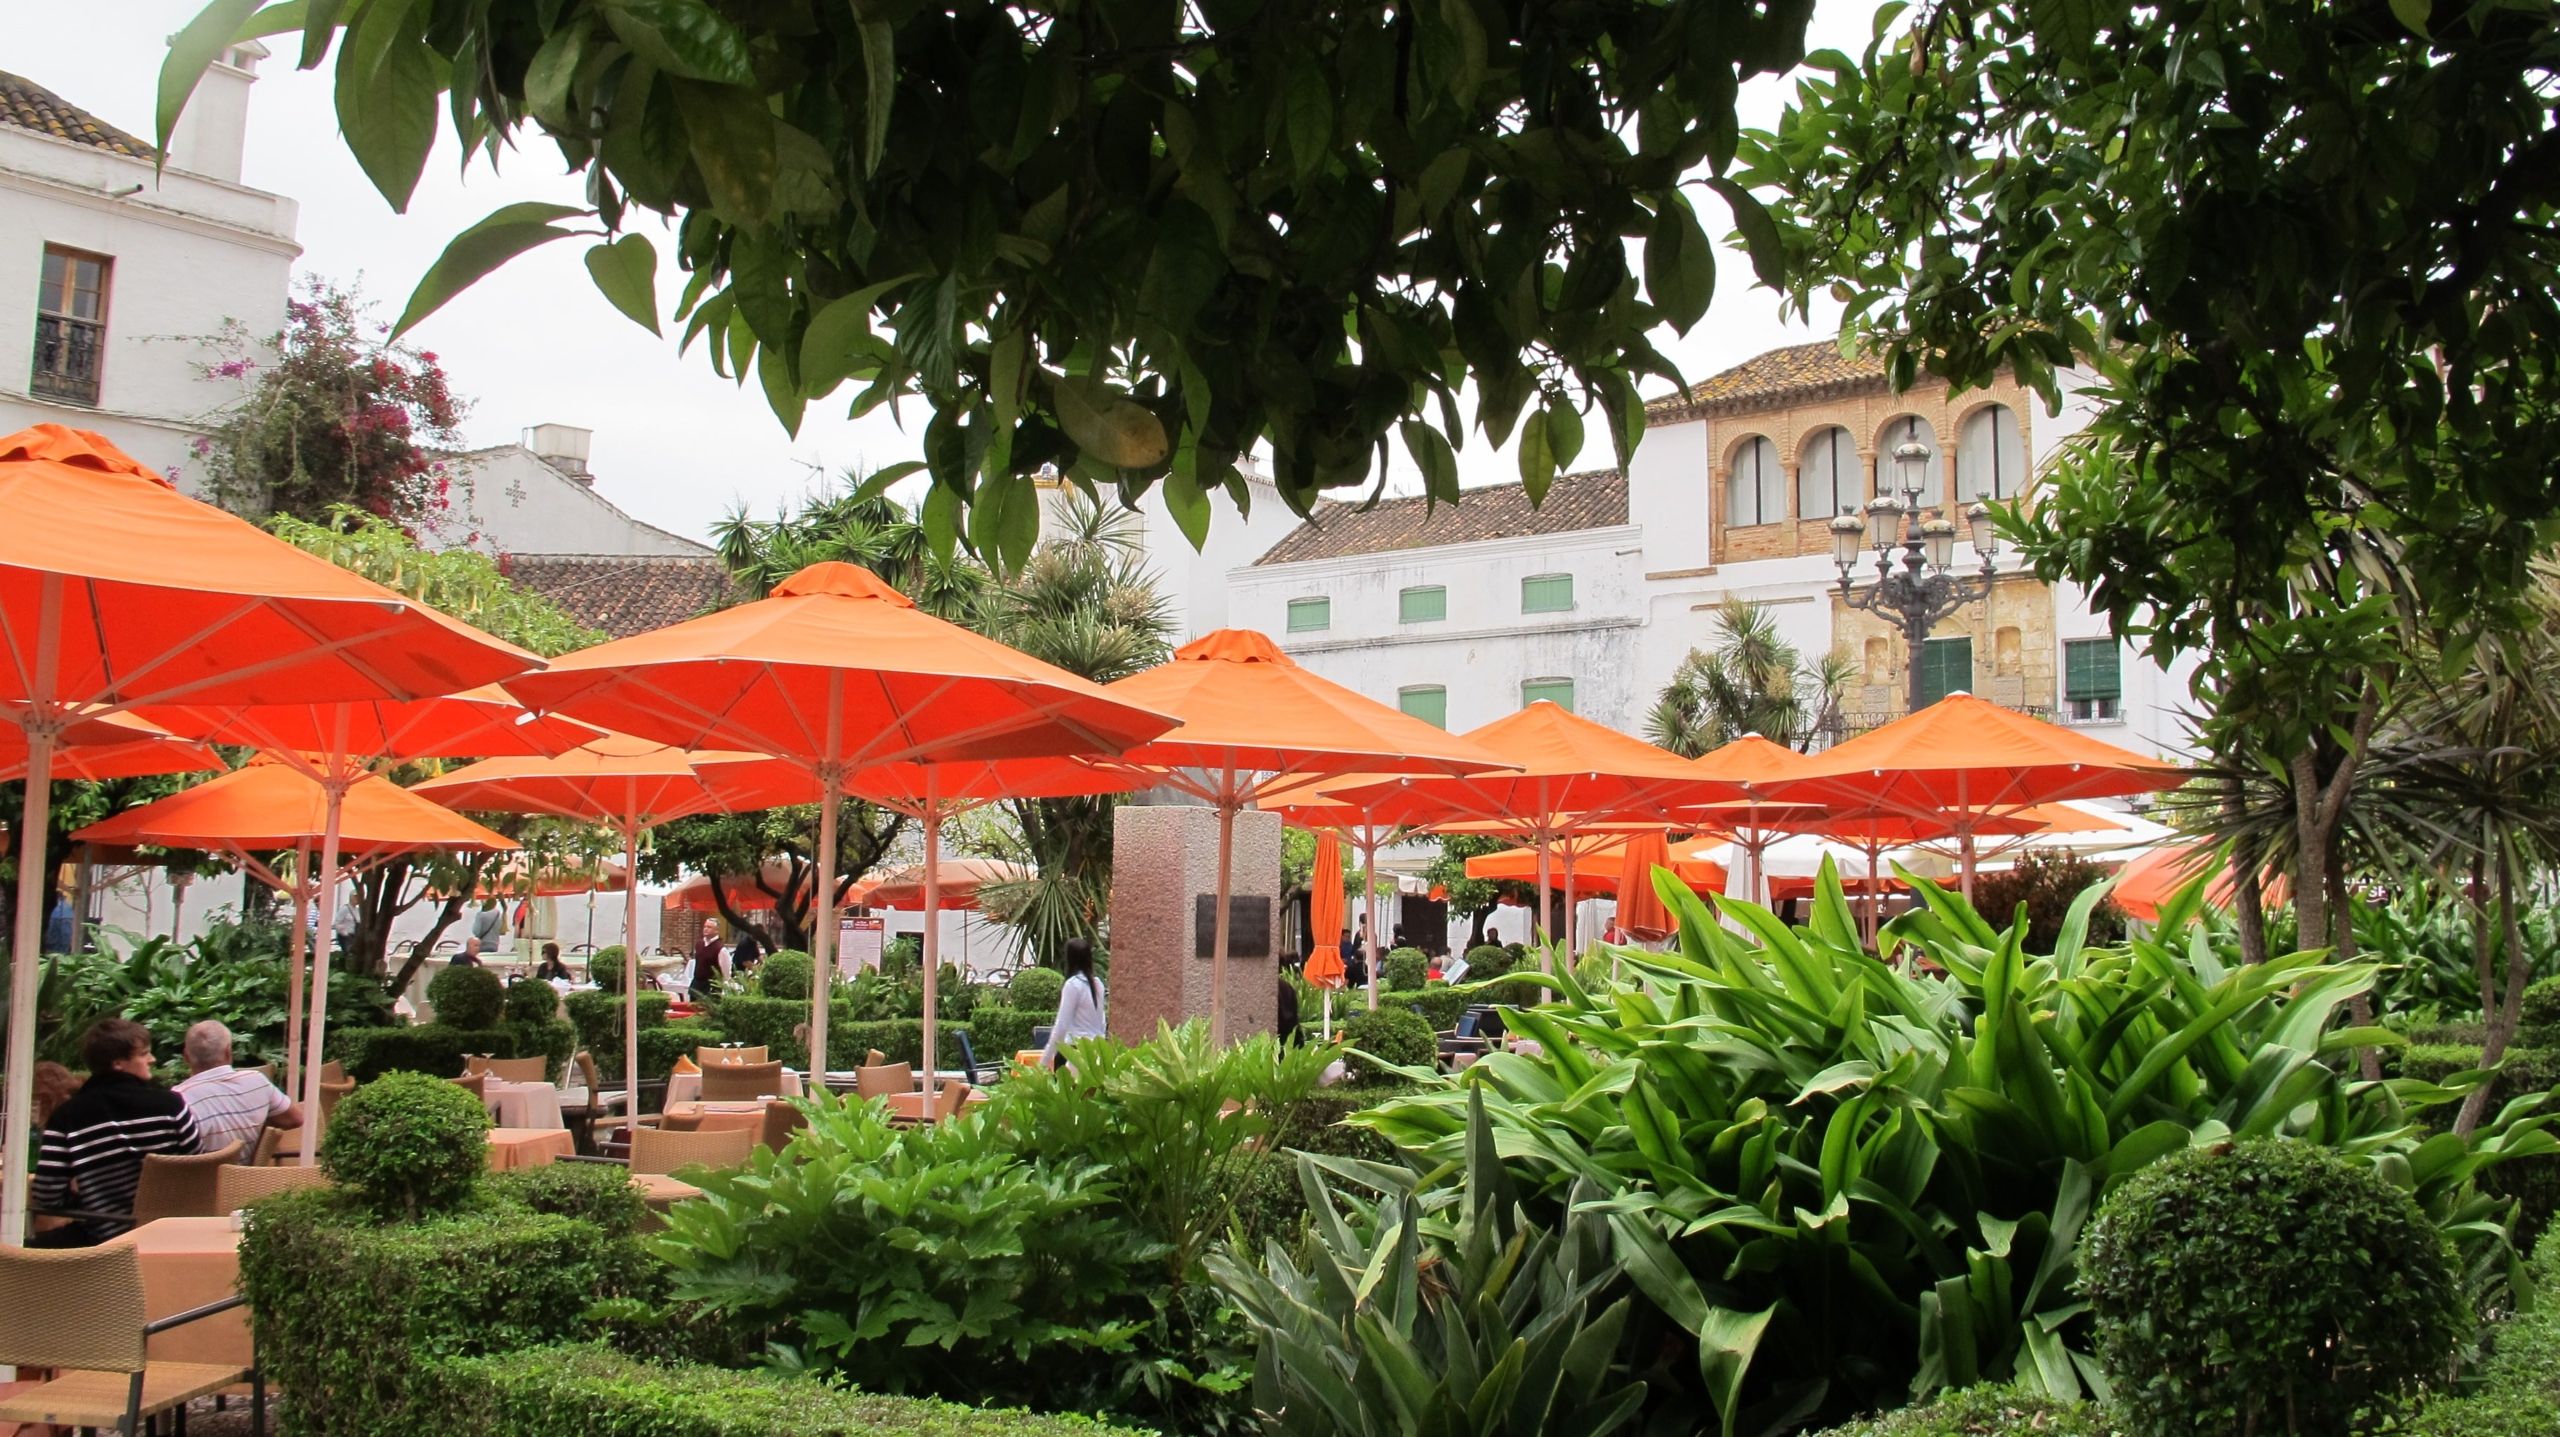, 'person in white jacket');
1038,937,1108,1069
